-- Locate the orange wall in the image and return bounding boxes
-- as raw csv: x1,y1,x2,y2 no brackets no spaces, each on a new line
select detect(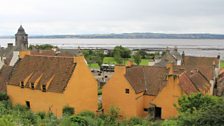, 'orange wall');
7,55,98,117
102,66,156,118
64,56,98,114
7,85,65,116
152,75,183,119
102,66,138,118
